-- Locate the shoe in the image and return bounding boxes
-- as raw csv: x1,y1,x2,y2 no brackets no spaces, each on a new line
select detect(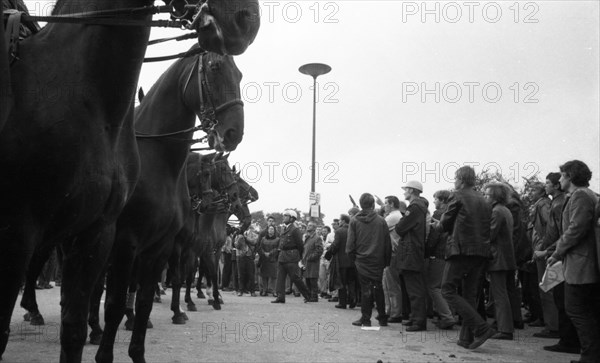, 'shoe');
469,328,496,349
335,304,346,309
543,344,580,354
328,297,339,302
437,321,456,330
293,292,301,297
323,294,332,299
35,284,45,290
285,290,293,295
271,299,285,303
402,320,413,327
491,332,513,340
533,330,559,339
348,300,356,309
528,319,545,327
237,292,243,296
221,287,231,292
405,325,426,332
352,319,371,327
514,321,524,330
388,317,403,323
378,318,388,327
457,340,472,349
250,292,257,297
